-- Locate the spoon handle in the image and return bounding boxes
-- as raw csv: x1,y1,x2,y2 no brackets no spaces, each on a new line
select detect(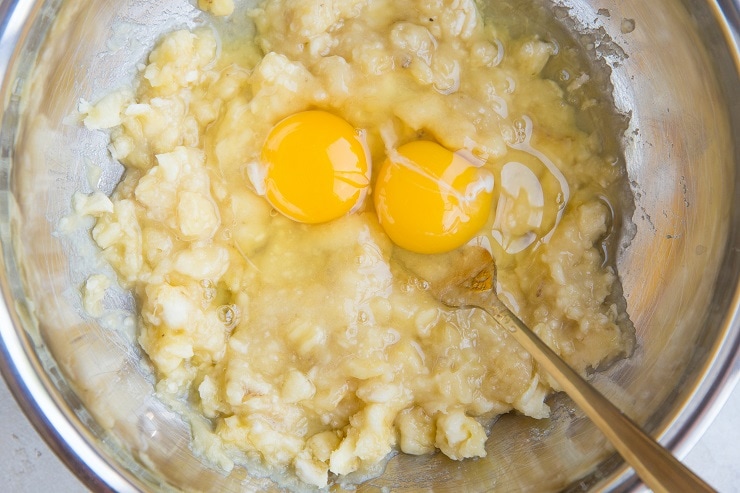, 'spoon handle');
481,297,715,493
